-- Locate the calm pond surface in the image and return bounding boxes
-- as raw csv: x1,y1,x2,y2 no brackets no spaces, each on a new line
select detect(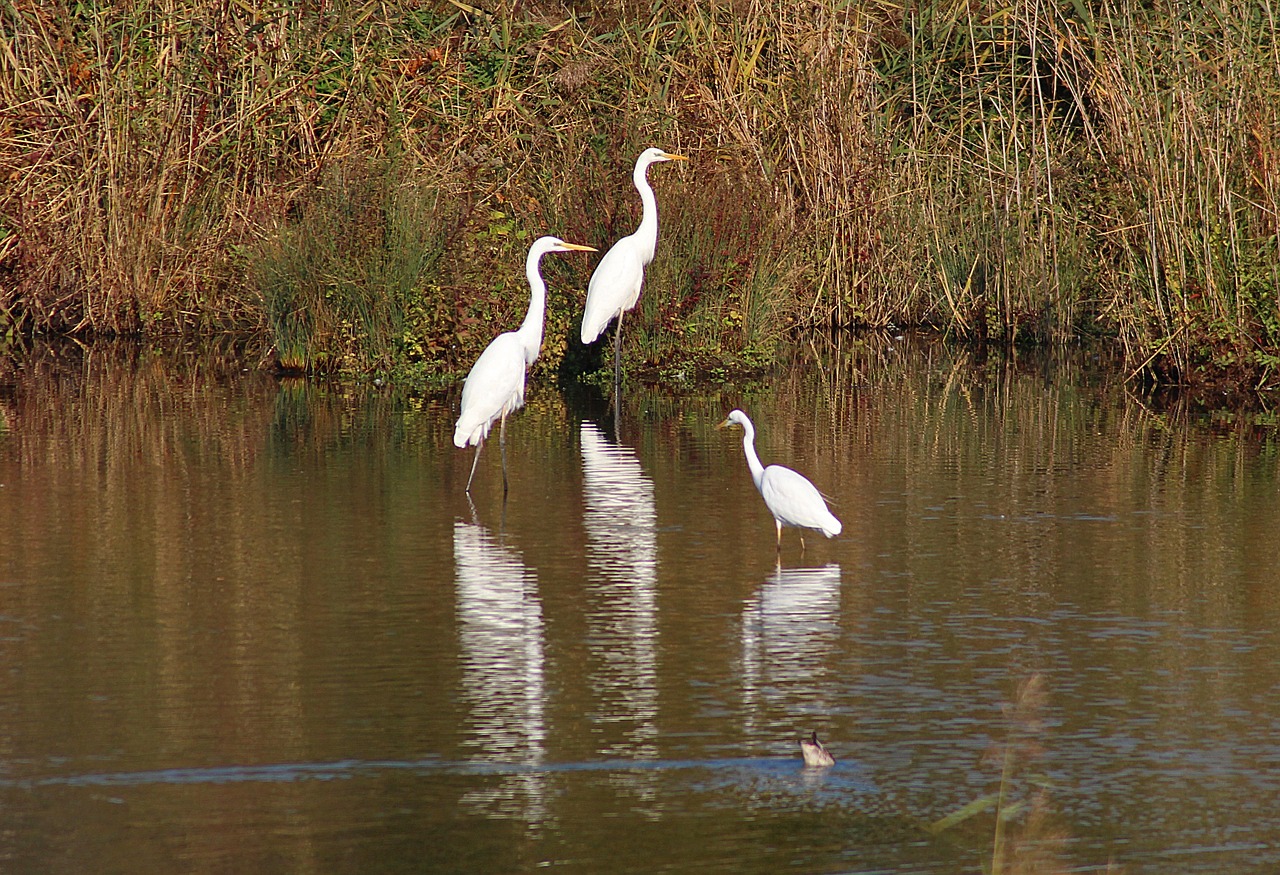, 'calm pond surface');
2,338,1280,873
